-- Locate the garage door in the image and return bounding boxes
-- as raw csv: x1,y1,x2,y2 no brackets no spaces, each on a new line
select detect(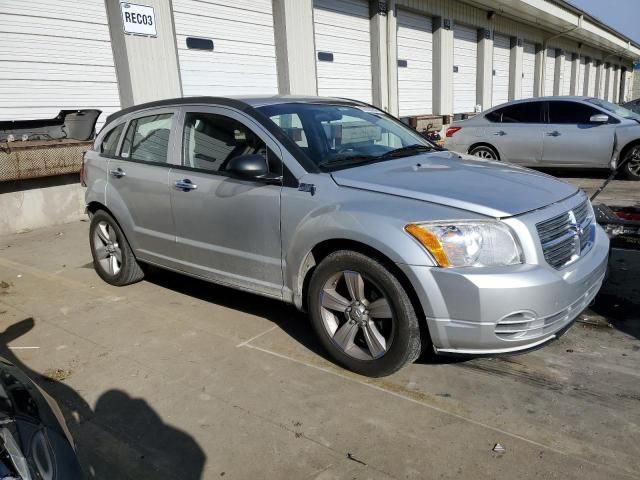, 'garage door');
314,0,372,103
576,56,586,95
560,53,573,95
396,10,433,116
544,48,557,96
0,0,119,129
453,24,478,113
521,41,536,98
586,60,596,97
491,33,510,107
173,0,278,96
